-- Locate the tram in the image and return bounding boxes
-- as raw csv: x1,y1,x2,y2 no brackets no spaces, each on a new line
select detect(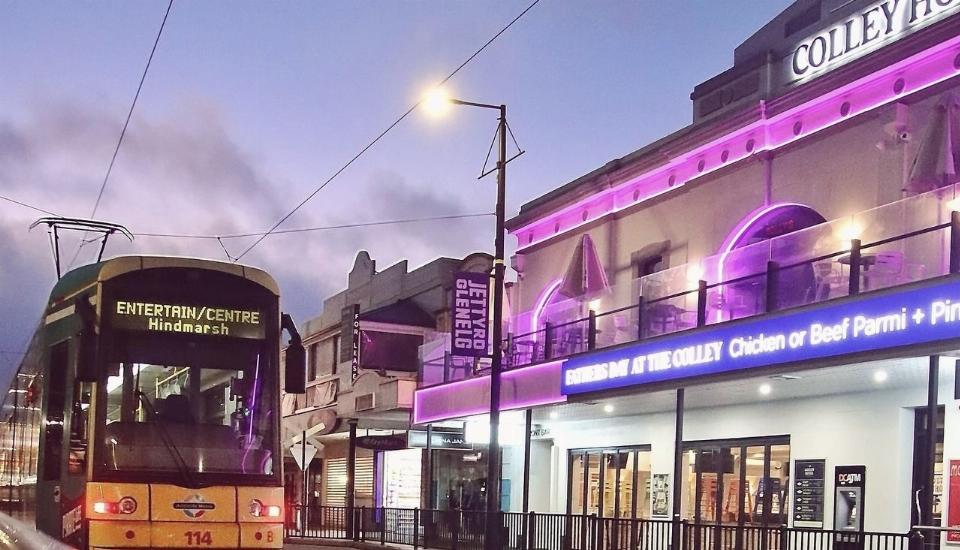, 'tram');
0,256,305,549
